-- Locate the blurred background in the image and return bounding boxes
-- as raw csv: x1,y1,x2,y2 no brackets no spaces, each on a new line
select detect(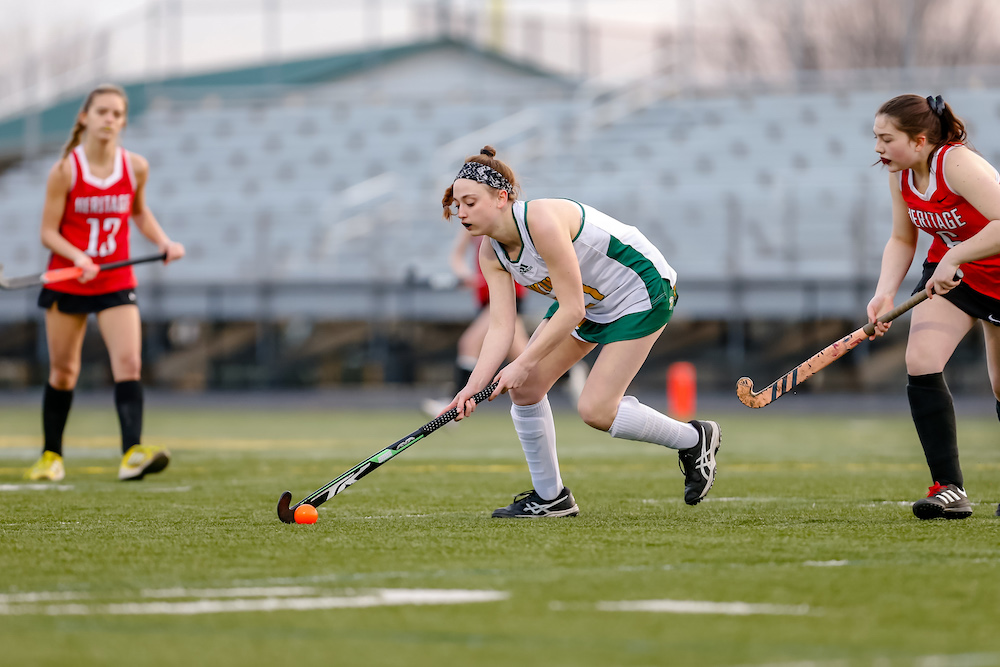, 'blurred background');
1,0,999,398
